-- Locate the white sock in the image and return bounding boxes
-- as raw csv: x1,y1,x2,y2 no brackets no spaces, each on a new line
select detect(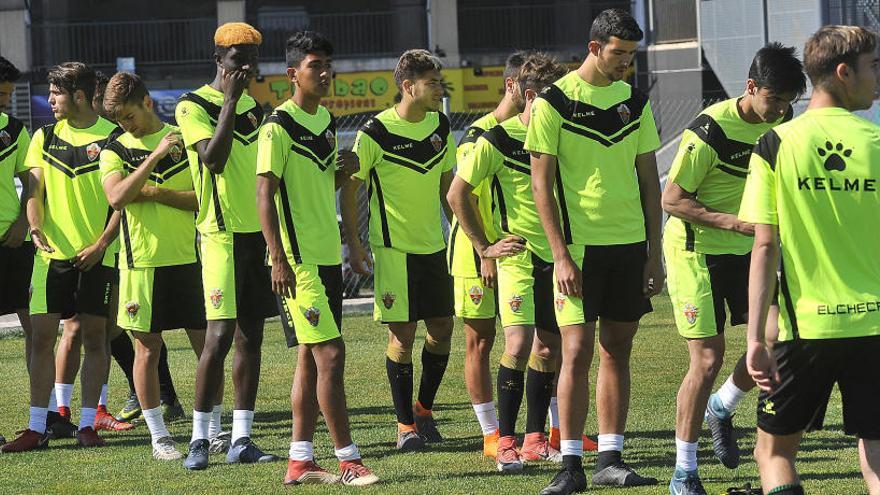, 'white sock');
334,443,361,462
56,383,74,408
597,434,624,453
472,402,499,436
79,407,97,430
231,409,254,444
549,396,560,429
48,386,57,411
29,406,48,434
99,384,108,407
143,406,171,444
560,439,583,457
191,410,212,442
716,376,746,413
289,441,313,461
208,404,222,438
675,438,698,471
